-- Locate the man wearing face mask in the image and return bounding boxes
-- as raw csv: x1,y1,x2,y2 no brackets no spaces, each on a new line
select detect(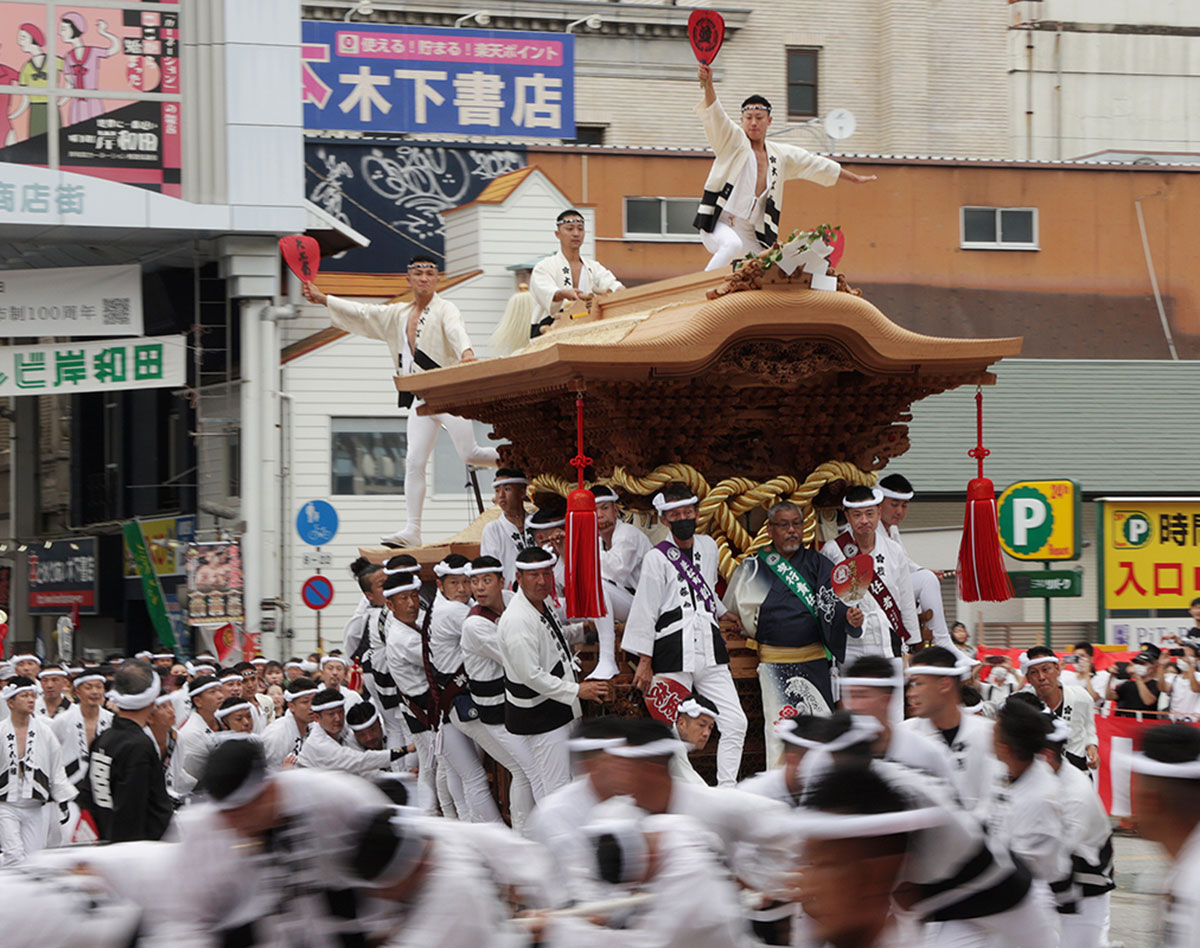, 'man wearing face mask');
624,483,748,786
